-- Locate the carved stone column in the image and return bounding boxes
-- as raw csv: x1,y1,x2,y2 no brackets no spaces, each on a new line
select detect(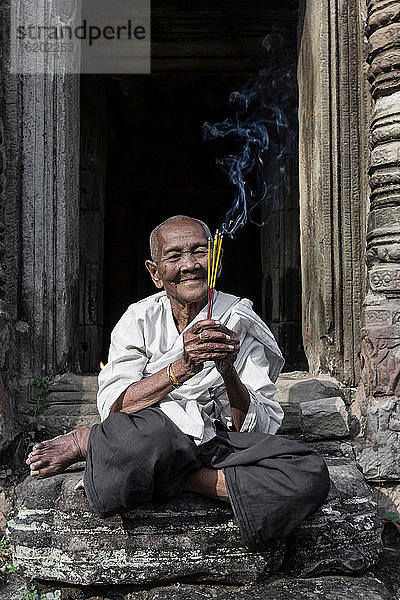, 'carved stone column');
0,0,80,449
0,3,20,453
357,0,400,481
0,115,19,453
17,73,80,379
0,0,81,381
297,0,369,387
